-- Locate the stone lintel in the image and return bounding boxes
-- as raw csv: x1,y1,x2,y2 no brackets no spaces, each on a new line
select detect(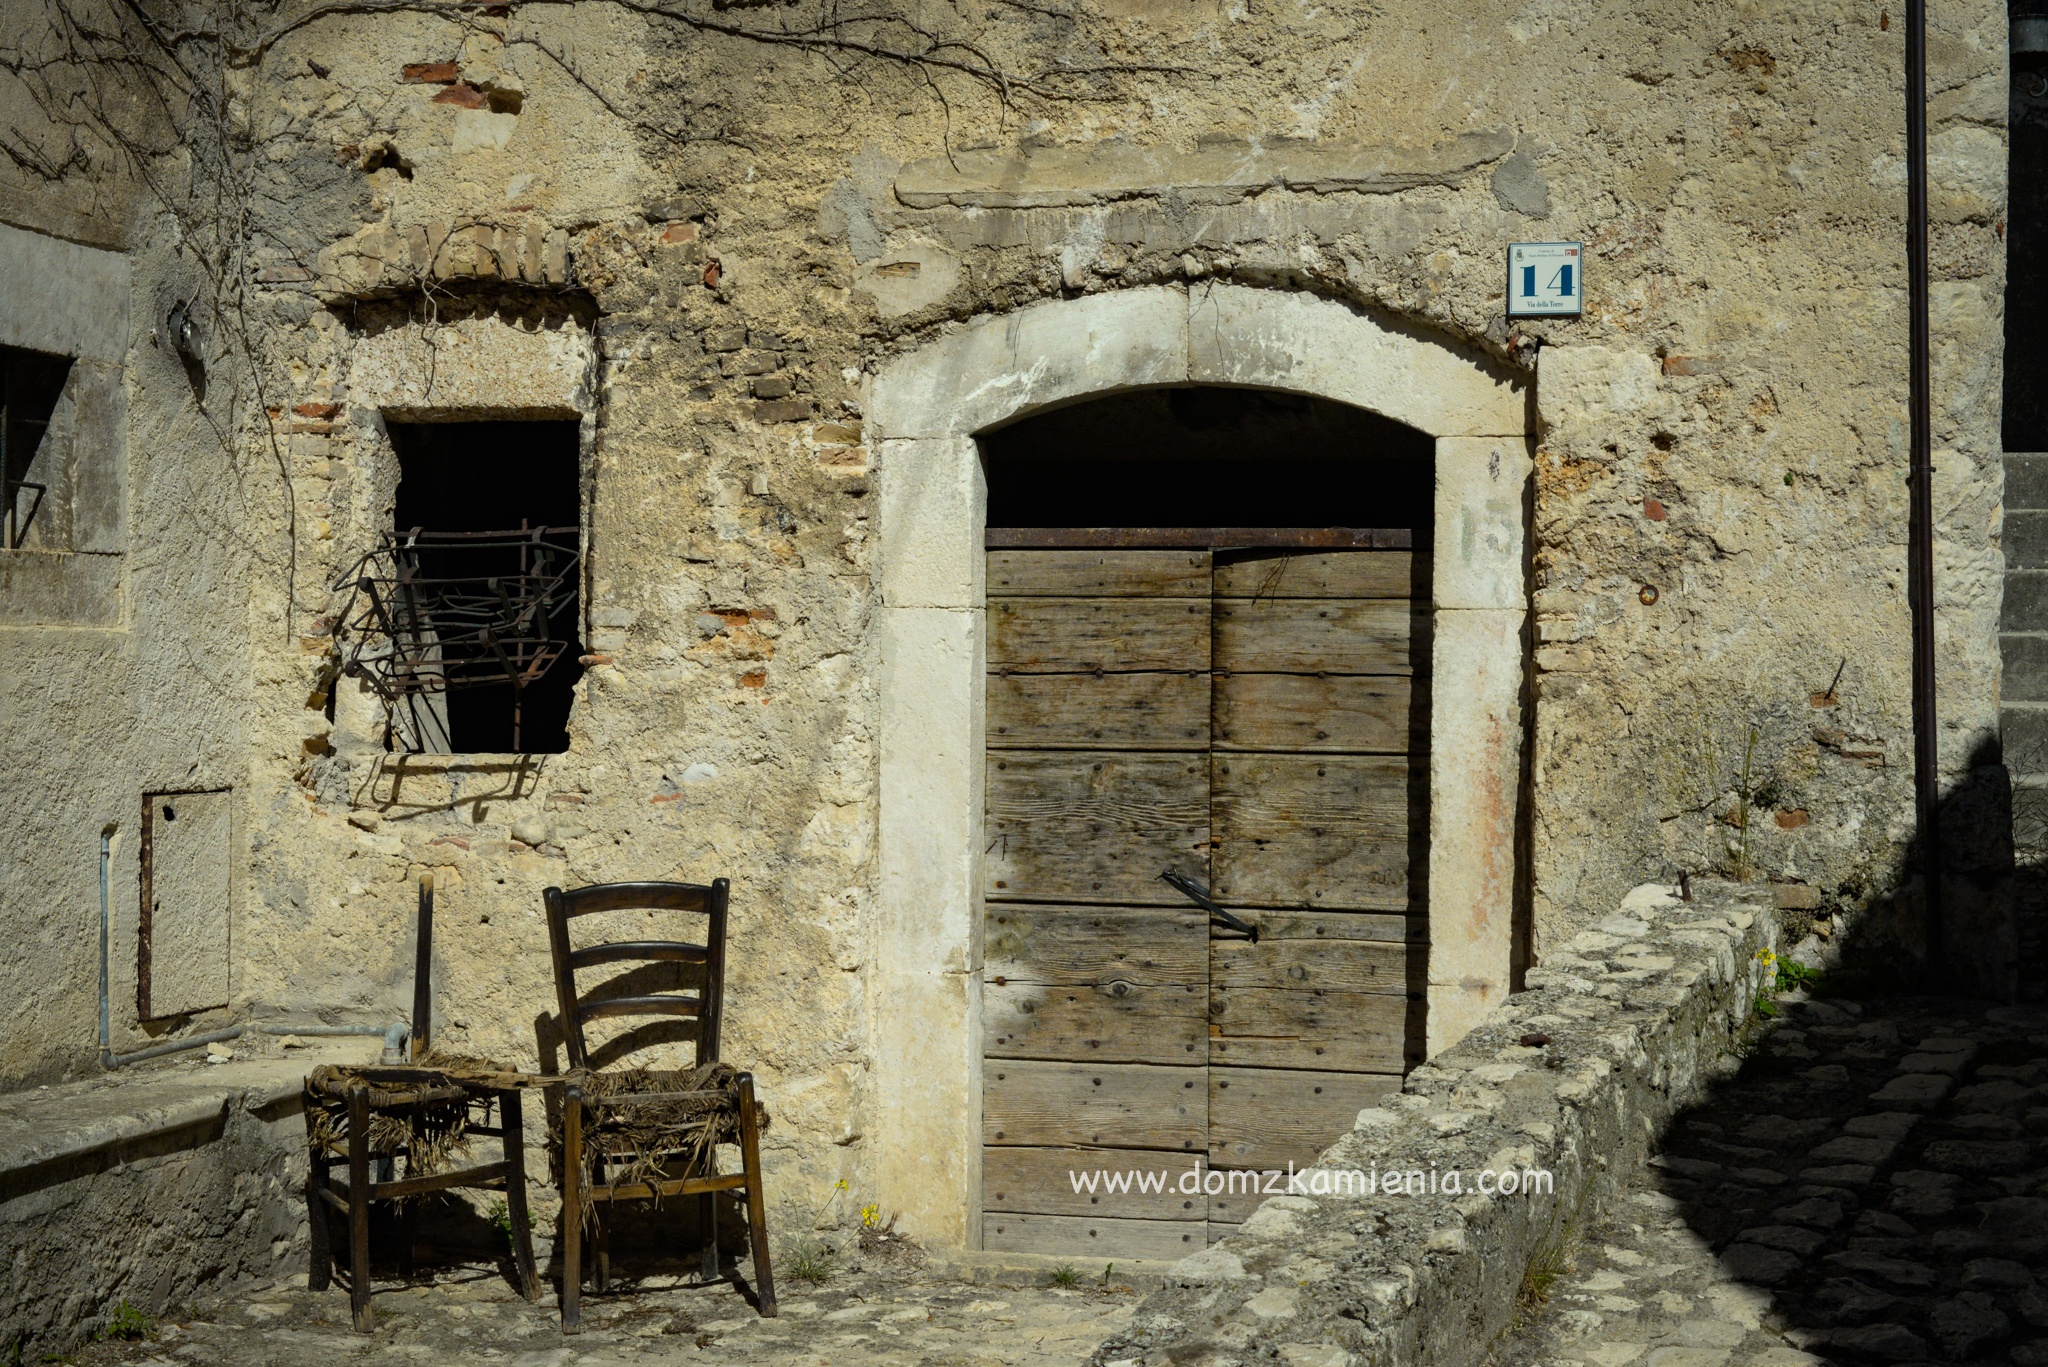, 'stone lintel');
894,131,1515,209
